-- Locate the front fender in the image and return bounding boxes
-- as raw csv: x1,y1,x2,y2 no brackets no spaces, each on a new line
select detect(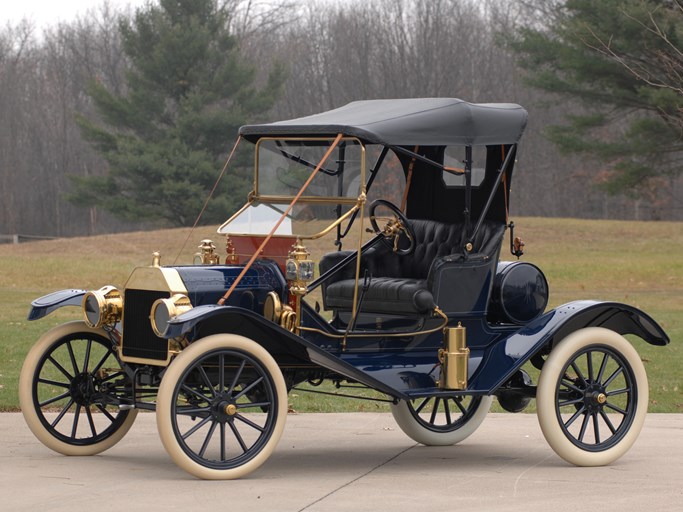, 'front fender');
164,304,409,400
470,300,669,393
28,289,86,321
164,304,227,338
